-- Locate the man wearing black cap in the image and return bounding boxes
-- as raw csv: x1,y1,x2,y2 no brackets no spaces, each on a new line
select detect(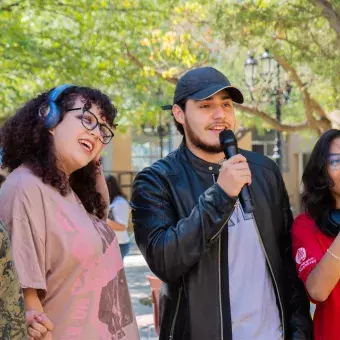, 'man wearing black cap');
131,67,312,340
